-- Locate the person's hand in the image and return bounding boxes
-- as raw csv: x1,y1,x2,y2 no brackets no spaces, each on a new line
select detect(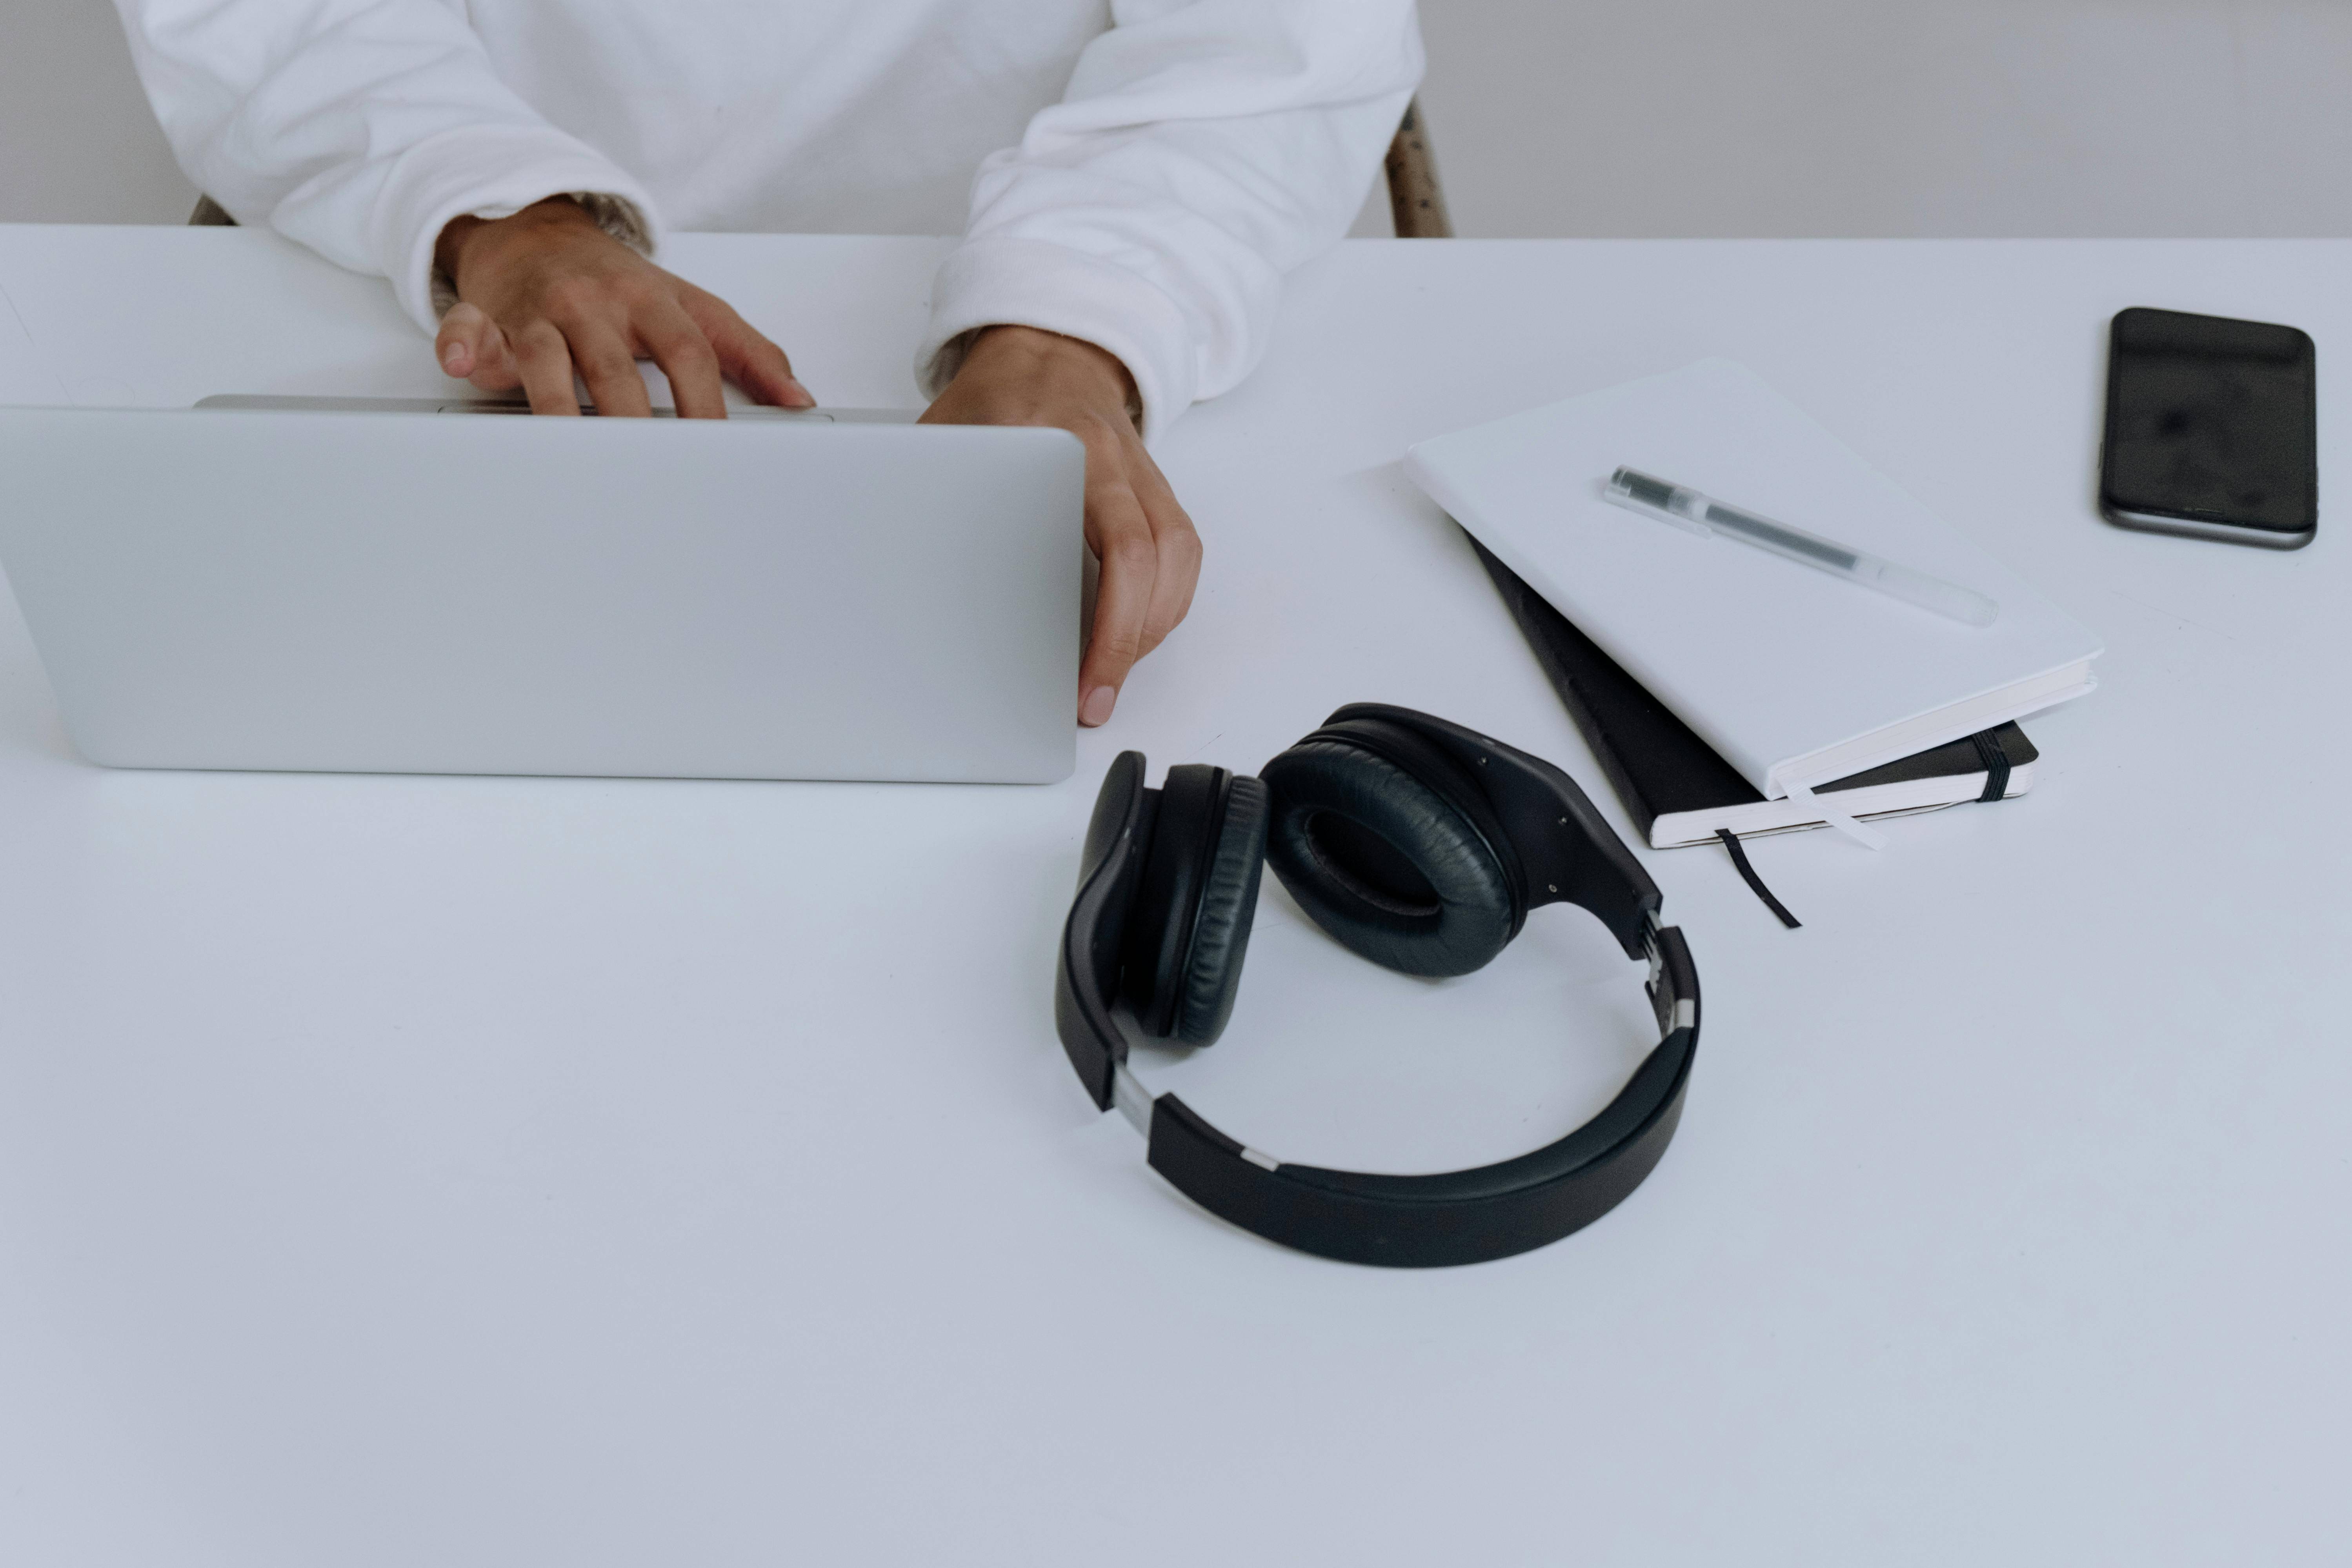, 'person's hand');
433,196,813,418
921,326,1201,727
